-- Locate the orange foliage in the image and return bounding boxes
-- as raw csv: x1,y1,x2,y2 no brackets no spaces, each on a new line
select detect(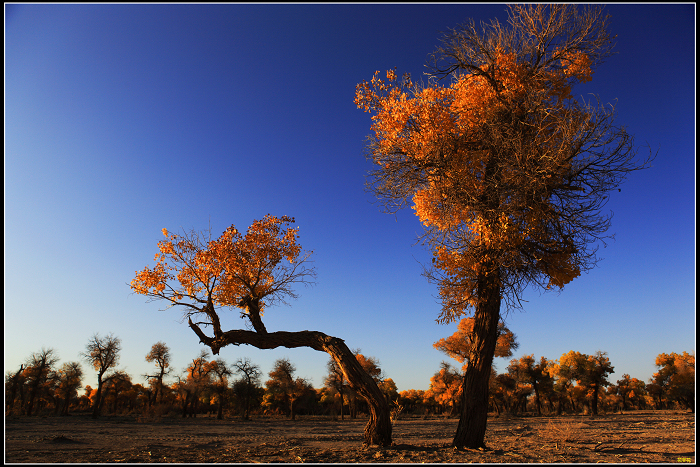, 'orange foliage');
425,363,462,413
355,35,597,322
433,317,518,371
131,215,313,325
